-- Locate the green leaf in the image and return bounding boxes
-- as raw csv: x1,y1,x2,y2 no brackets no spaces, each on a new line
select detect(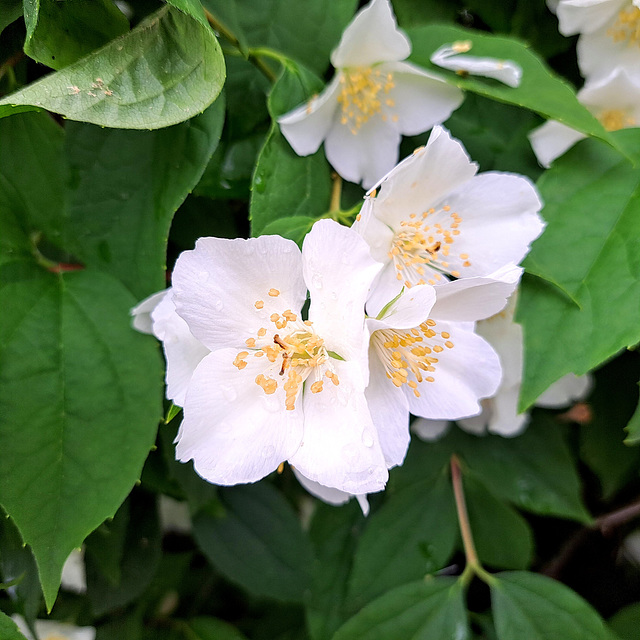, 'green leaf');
250,64,331,236
609,602,640,640
166,0,209,29
334,578,469,640
492,571,610,640
192,483,313,603
625,387,640,445
0,112,64,264
0,0,22,35
464,474,534,570
61,96,225,298
262,216,316,246
407,25,613,149
306,502,364,640
449,414,590,522
23,0,129,70
187,617,249,640
202,0,358,75
0,513,42,623
0,263,163,609
580,354,640,497
0,6,225,129
518,133,640,408
85,492,161,616
0,612,27,640
347,445,458,611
